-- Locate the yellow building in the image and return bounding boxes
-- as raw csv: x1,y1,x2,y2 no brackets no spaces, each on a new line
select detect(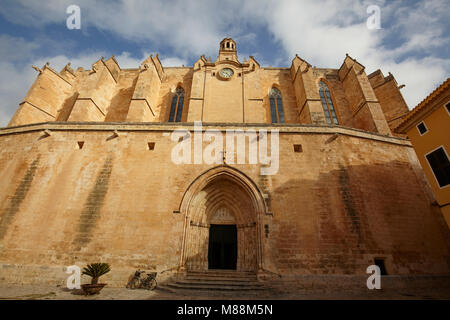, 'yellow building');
396,78,450,228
